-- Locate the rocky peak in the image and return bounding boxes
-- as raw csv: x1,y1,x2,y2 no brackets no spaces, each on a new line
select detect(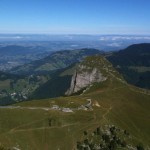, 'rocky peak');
65,56,111,95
